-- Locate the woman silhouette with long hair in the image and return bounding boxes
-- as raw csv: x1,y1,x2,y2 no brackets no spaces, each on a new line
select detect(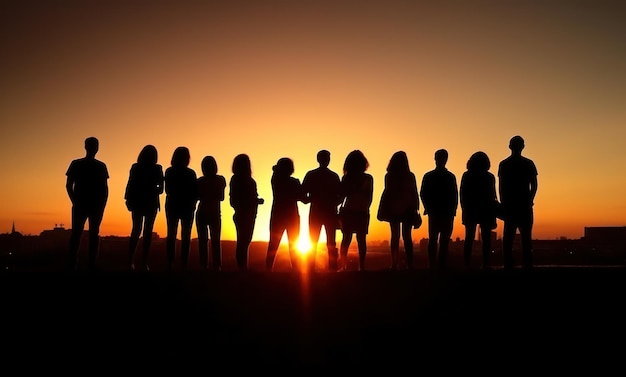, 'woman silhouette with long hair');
338,150,373,271
377,151,420,270
265,157,308,271
124,144,164,271
164,146,198,271
229,154,264,271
